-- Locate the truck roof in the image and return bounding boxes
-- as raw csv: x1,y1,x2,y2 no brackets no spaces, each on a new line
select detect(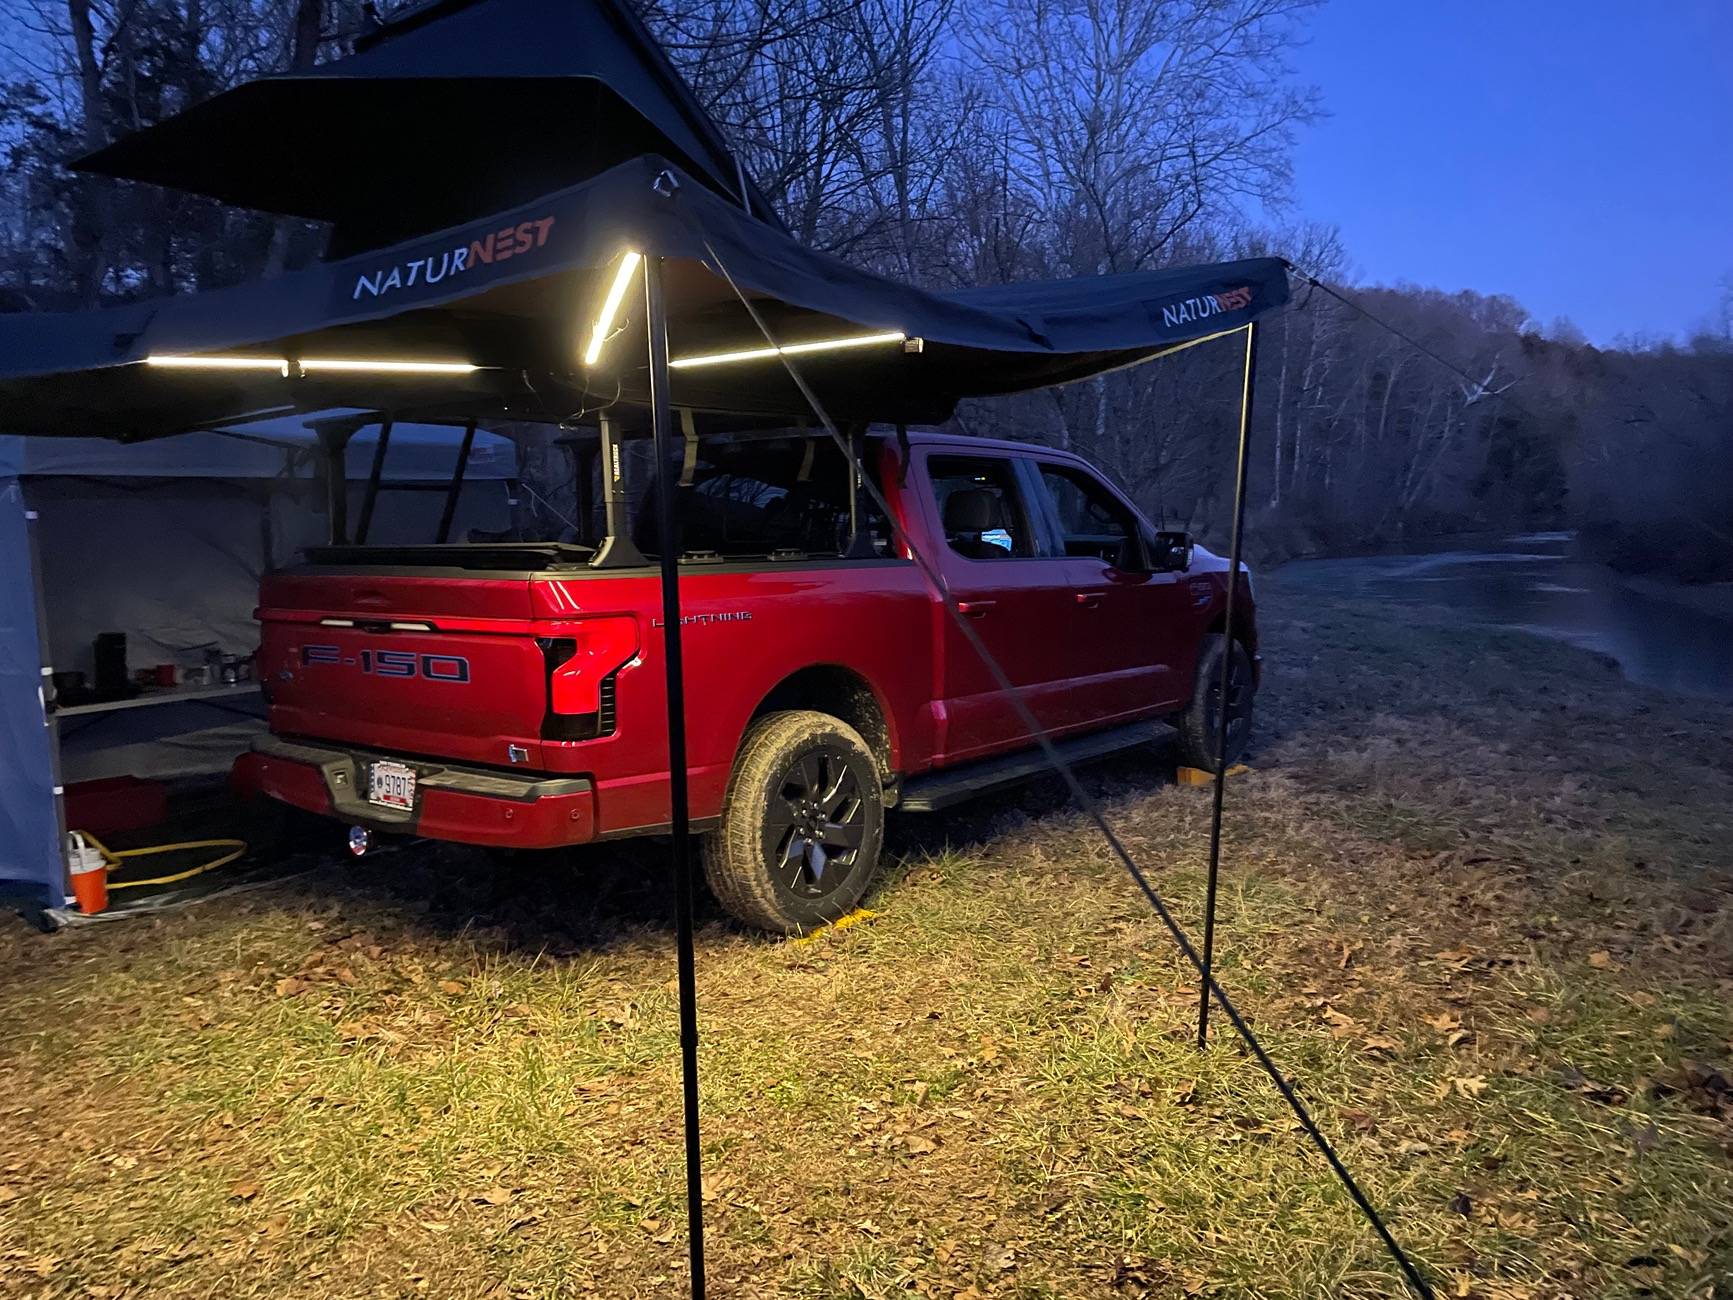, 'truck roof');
886,428,1082,460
